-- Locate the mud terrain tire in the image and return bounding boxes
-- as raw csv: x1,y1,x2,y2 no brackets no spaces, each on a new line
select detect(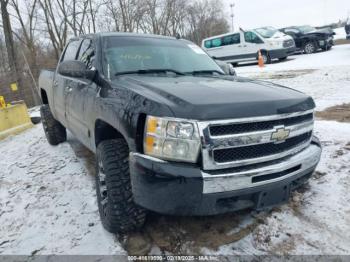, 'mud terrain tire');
96,139,146,233
40,104,67,145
